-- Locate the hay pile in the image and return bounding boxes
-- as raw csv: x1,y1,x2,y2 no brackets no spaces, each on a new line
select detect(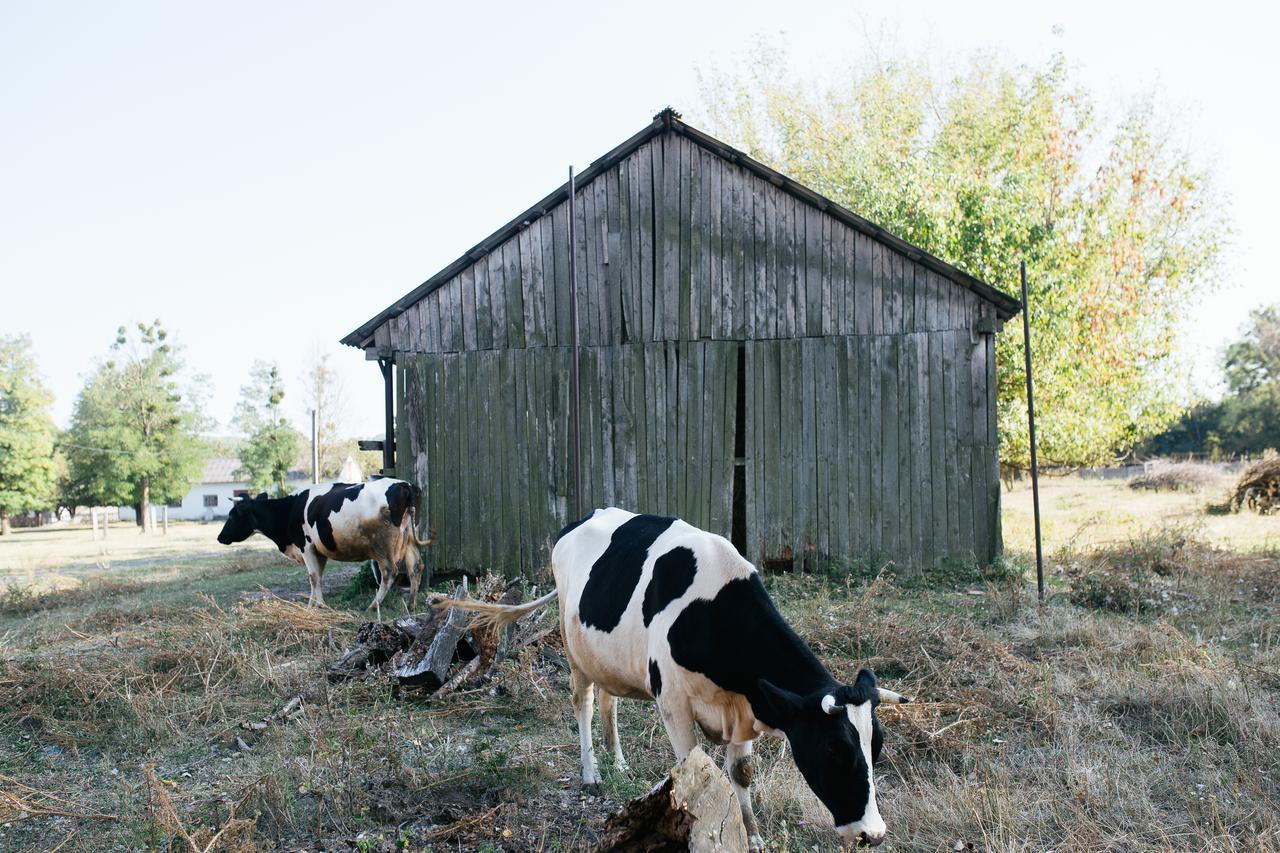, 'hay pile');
1231,454,1280,514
